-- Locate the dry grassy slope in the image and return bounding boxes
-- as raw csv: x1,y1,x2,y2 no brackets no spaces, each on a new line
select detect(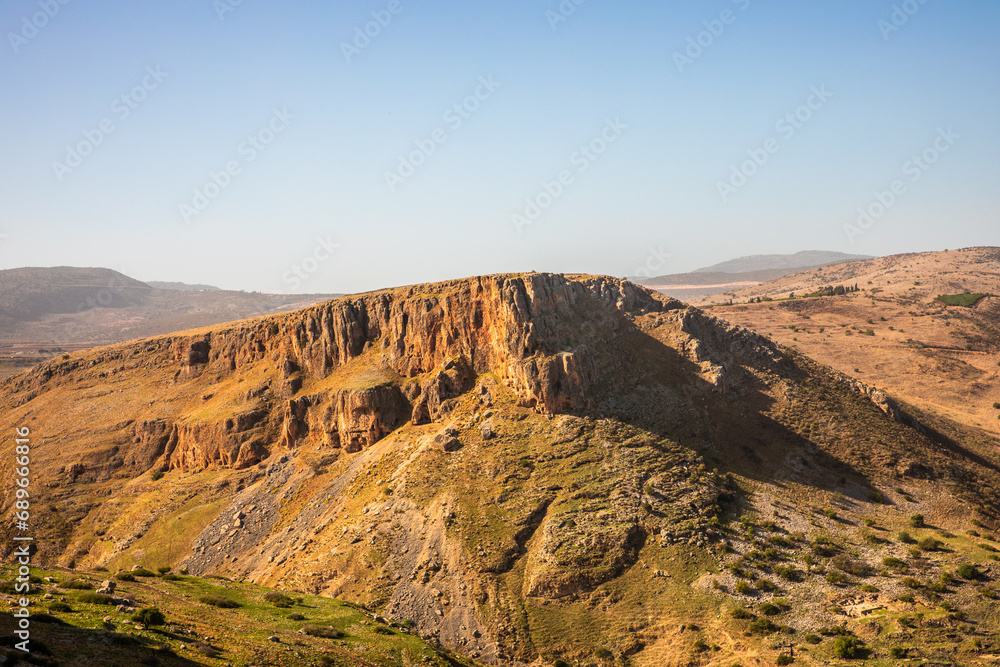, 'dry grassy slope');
694,246,1000,439
2,272,1000,666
